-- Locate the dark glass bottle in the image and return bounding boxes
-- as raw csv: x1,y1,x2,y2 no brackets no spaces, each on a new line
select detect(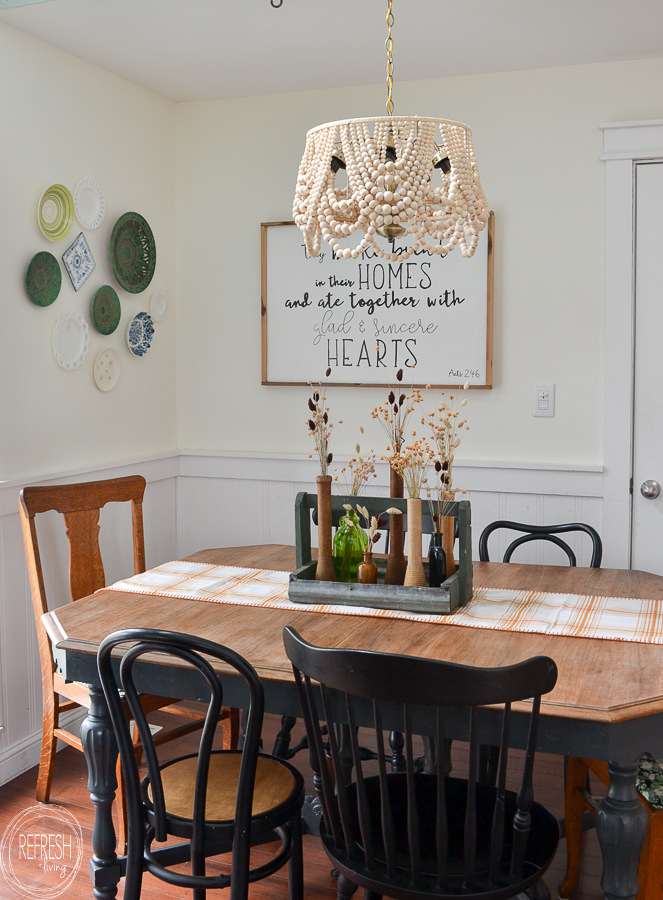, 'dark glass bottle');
428,532,447,587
